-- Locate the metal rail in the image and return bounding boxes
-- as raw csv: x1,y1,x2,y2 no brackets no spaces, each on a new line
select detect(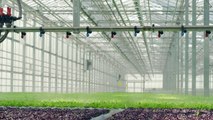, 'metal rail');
2,25,213,32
